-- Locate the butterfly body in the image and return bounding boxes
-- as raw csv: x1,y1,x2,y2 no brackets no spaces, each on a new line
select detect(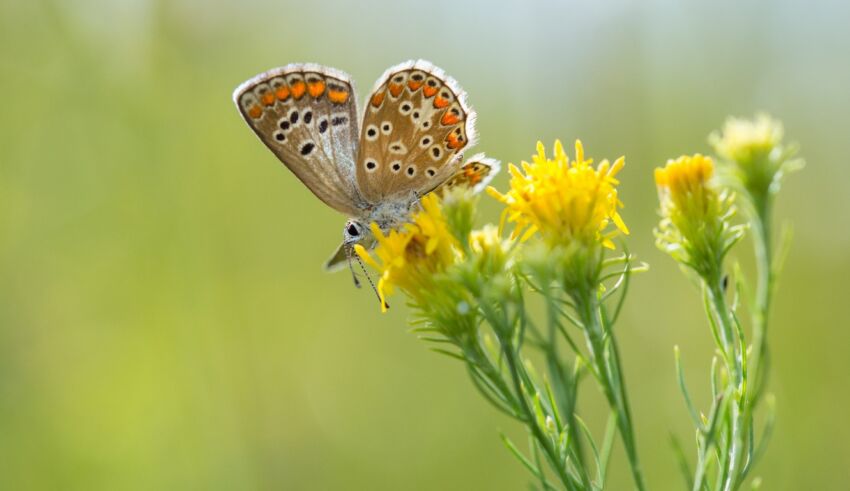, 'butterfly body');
233,60,499,273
